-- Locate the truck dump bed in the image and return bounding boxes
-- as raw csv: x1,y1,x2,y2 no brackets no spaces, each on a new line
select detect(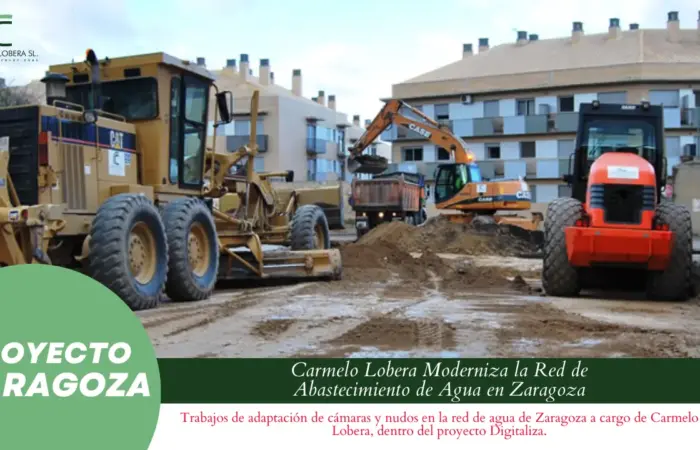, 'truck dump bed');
351,172,422,213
